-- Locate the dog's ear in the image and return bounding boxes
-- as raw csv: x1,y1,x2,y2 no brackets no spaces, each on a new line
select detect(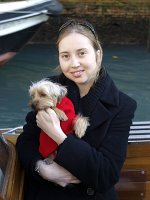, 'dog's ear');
29,82,34,96
58,86,67,102
29,87,32,96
